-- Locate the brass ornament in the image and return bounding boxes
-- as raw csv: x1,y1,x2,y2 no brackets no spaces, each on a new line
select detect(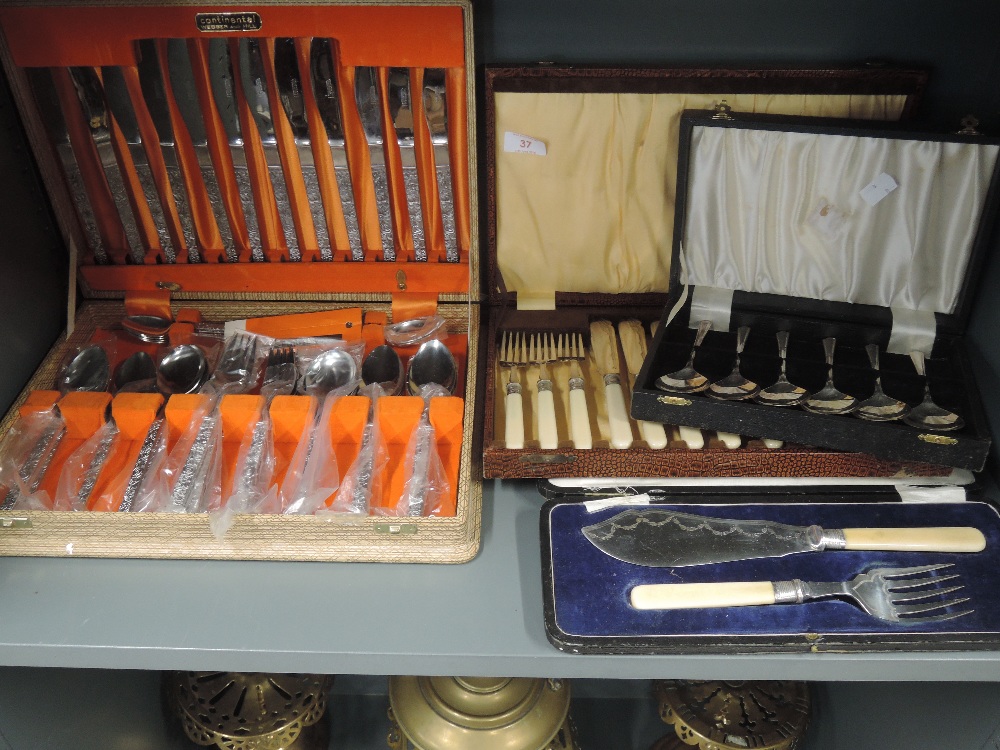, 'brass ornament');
163,671,333,750
653,680,811,750
918,433,959,445
387,676,577,749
